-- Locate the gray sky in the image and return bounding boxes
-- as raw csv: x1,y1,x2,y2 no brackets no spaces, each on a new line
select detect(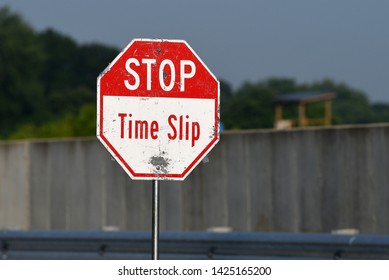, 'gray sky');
2,0,389,102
